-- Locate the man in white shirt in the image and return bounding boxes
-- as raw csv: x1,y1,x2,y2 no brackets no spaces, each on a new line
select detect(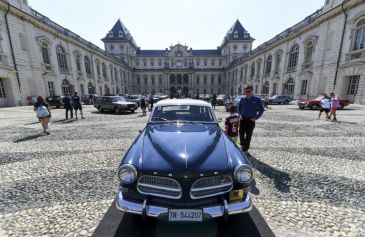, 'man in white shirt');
318,94,331,119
